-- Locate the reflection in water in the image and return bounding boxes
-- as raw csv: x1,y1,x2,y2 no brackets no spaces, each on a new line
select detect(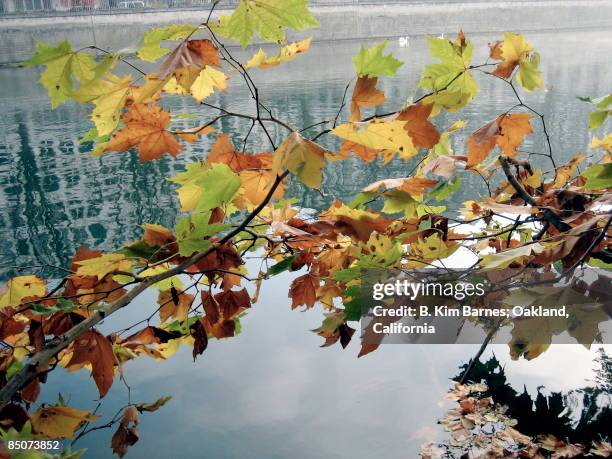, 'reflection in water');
457,350,612,446
1,31,611,278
